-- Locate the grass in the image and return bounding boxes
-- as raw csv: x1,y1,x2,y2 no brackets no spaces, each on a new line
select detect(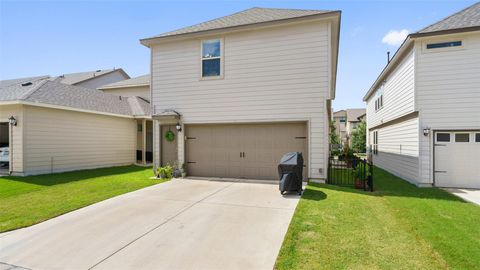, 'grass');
0,165,165,233
276,167,480,270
